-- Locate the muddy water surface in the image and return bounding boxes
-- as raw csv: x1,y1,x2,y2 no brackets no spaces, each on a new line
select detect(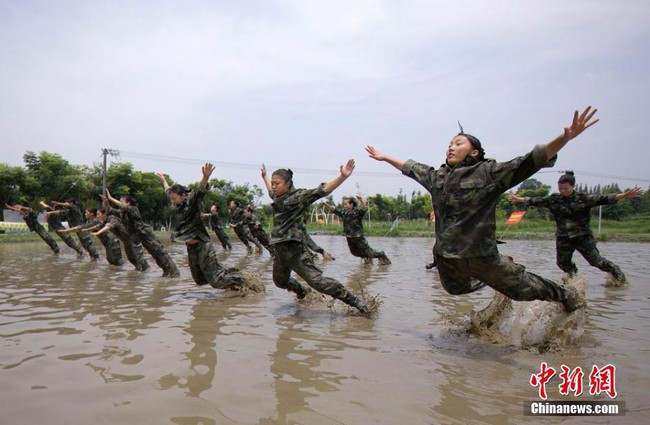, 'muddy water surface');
1,236,648,424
